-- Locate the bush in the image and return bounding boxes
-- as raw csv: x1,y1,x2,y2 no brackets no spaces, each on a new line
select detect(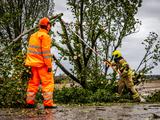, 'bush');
0,76,27,107
54,86,132,104
0,51,43,108
55,87,93,104
0,51,28,107
146,91,160,102
92,89,117,102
